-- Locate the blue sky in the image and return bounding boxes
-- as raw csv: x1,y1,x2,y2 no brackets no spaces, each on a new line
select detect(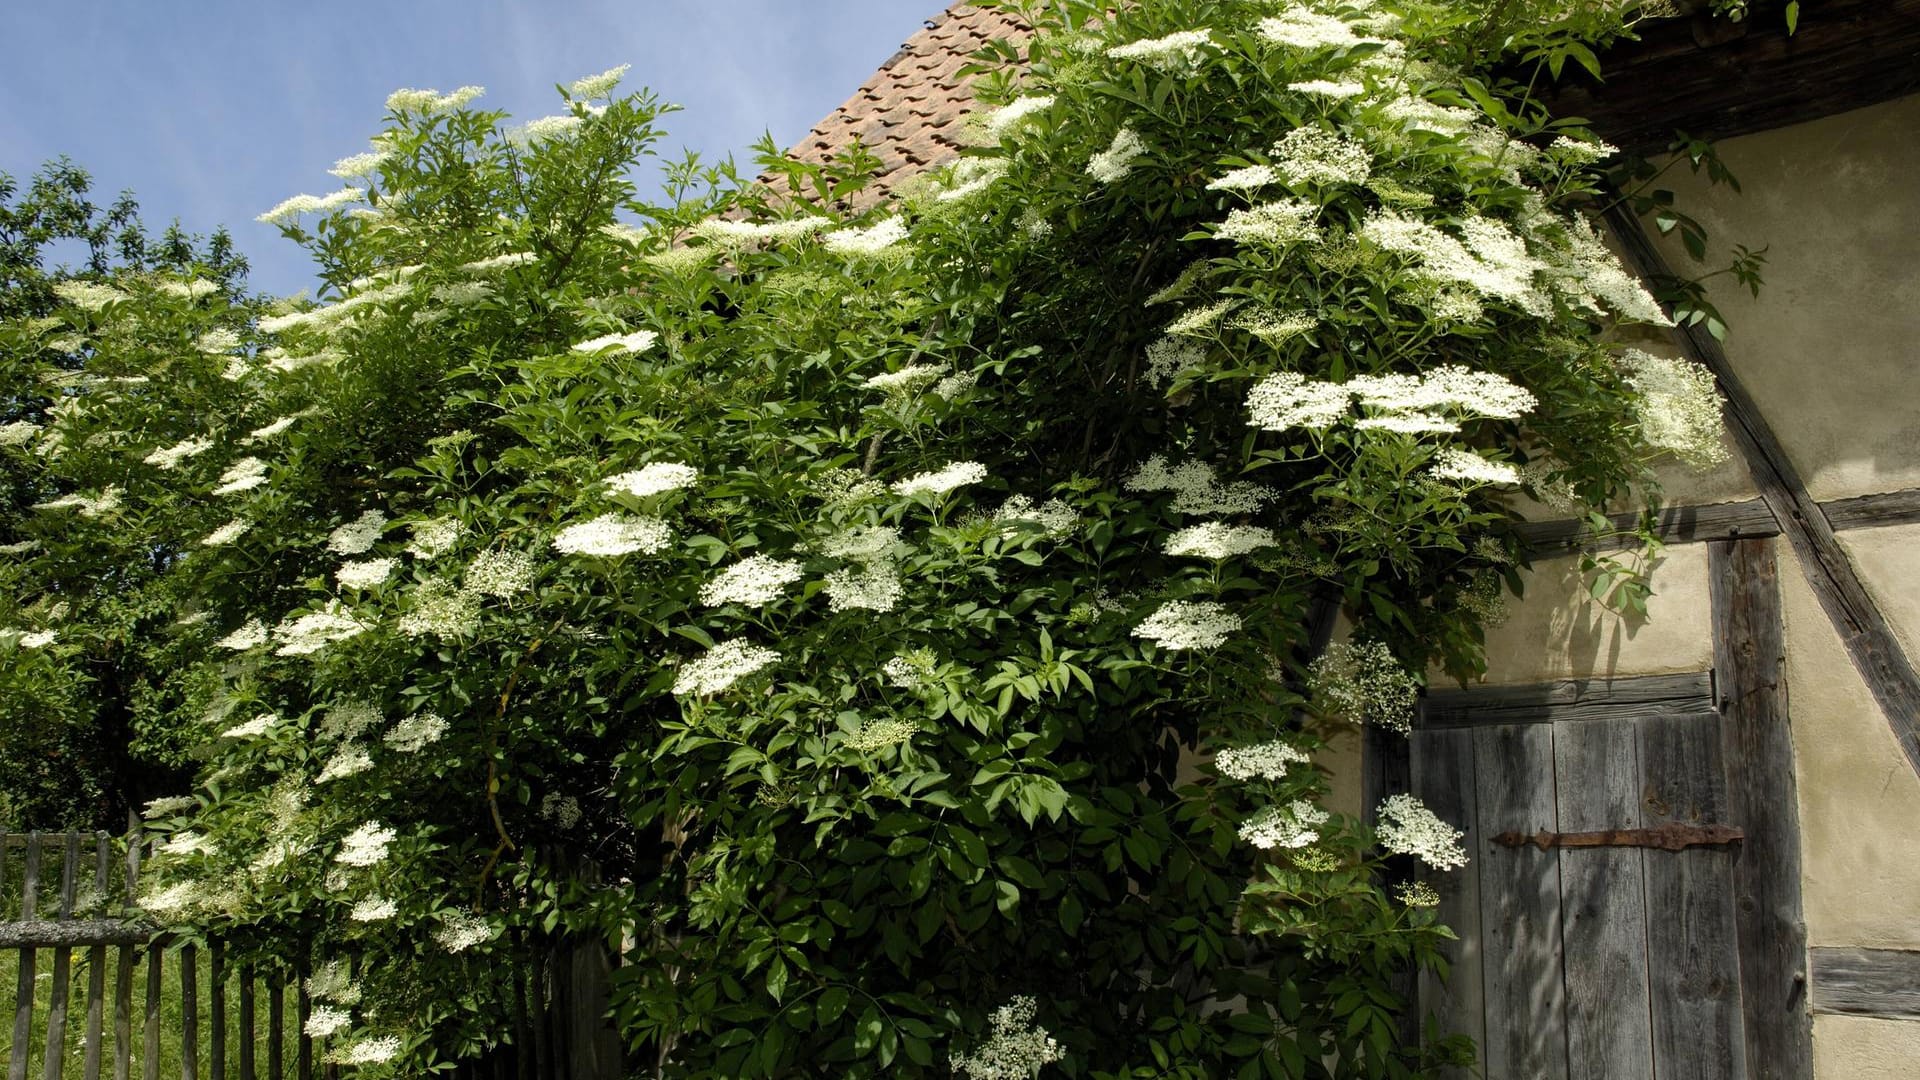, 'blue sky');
0,1,940,297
